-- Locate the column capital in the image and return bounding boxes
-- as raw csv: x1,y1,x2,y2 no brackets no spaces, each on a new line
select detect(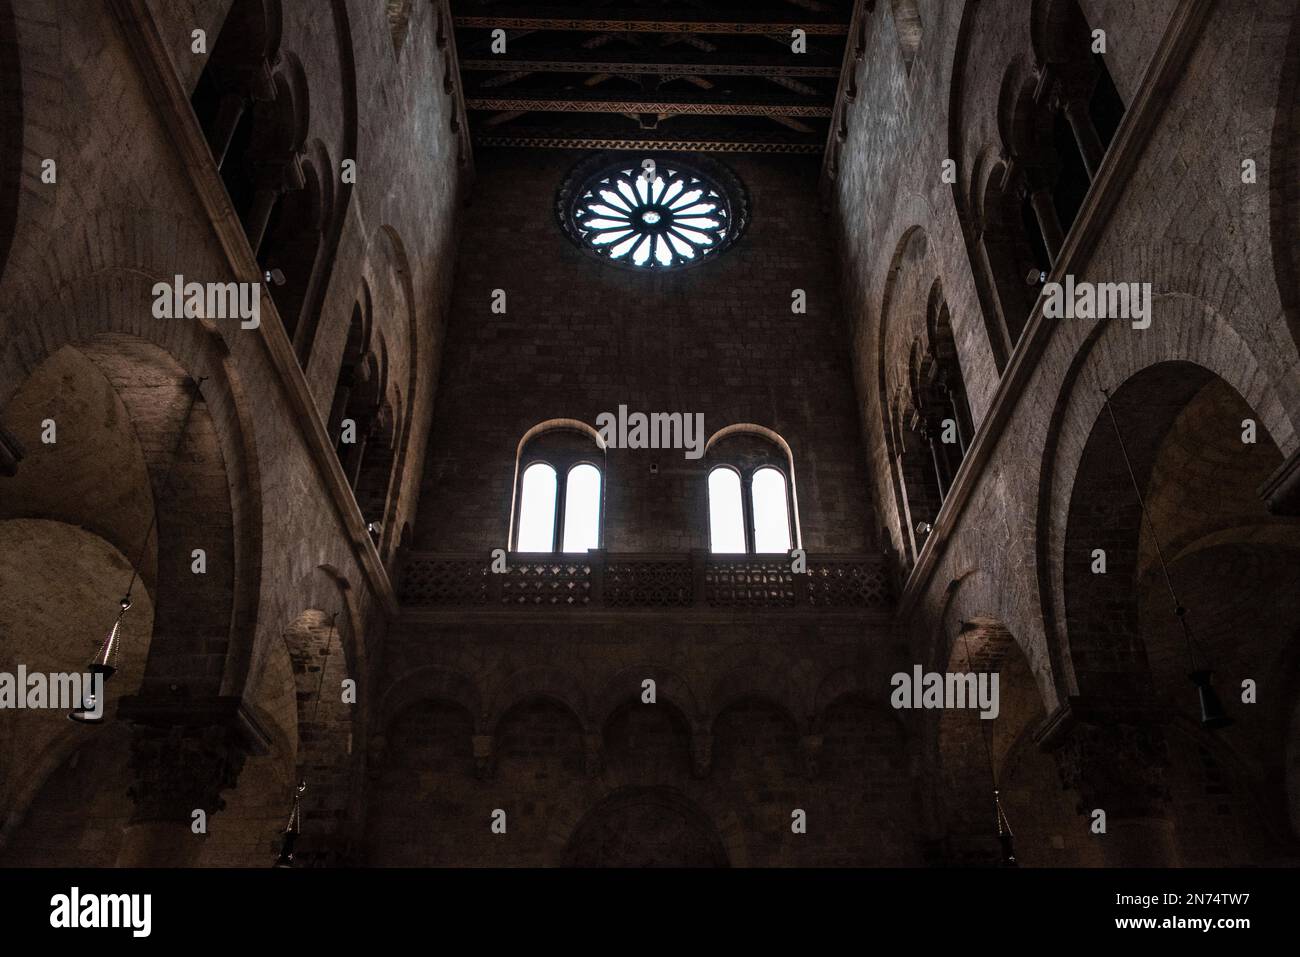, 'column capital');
1039,696,1172,818
126,723,245,823
118,695,270,823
